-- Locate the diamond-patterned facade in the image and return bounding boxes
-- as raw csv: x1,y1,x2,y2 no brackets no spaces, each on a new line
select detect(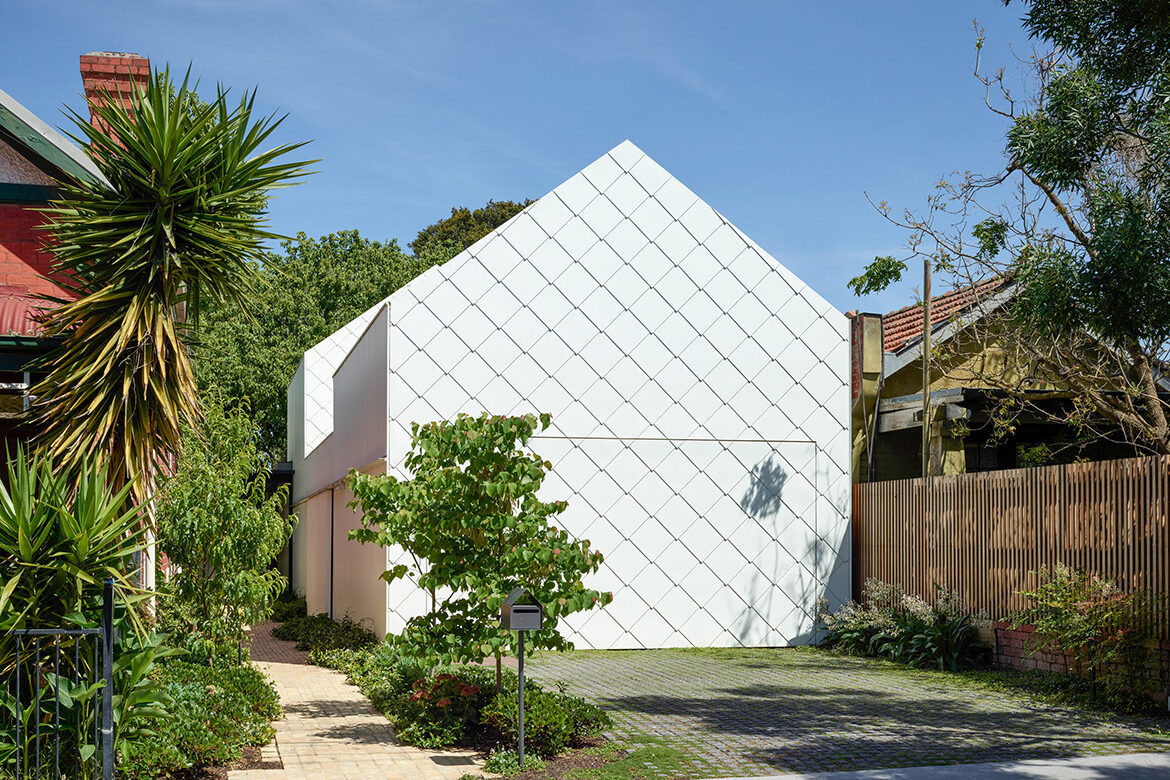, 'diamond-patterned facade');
289,140,850,649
